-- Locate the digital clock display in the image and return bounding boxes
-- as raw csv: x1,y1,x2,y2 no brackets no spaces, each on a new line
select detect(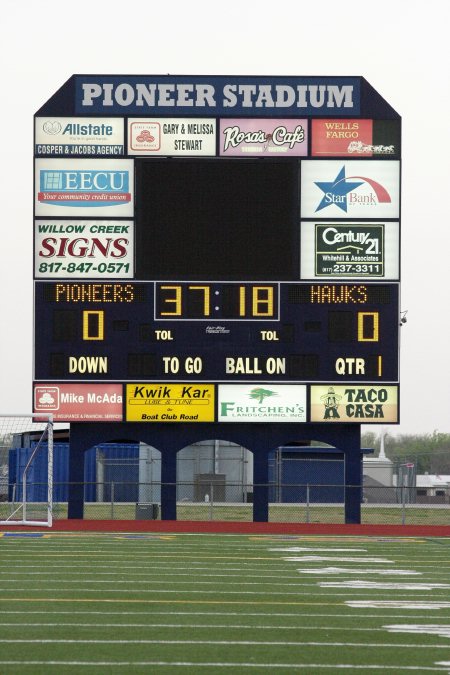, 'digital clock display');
155,283,278,320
